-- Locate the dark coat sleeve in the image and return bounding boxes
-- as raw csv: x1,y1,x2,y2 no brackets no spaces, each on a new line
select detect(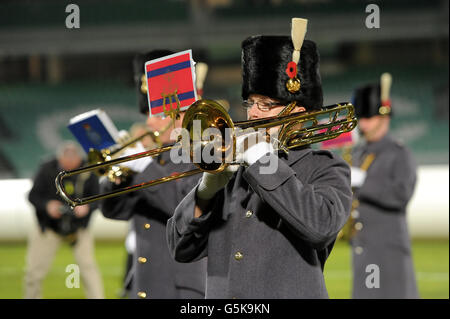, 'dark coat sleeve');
132,163,197,220
100,161,199,221
166,180,215,262
99,177,140,221
99,162,169,221
243,152,353,250
357,146,417,211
